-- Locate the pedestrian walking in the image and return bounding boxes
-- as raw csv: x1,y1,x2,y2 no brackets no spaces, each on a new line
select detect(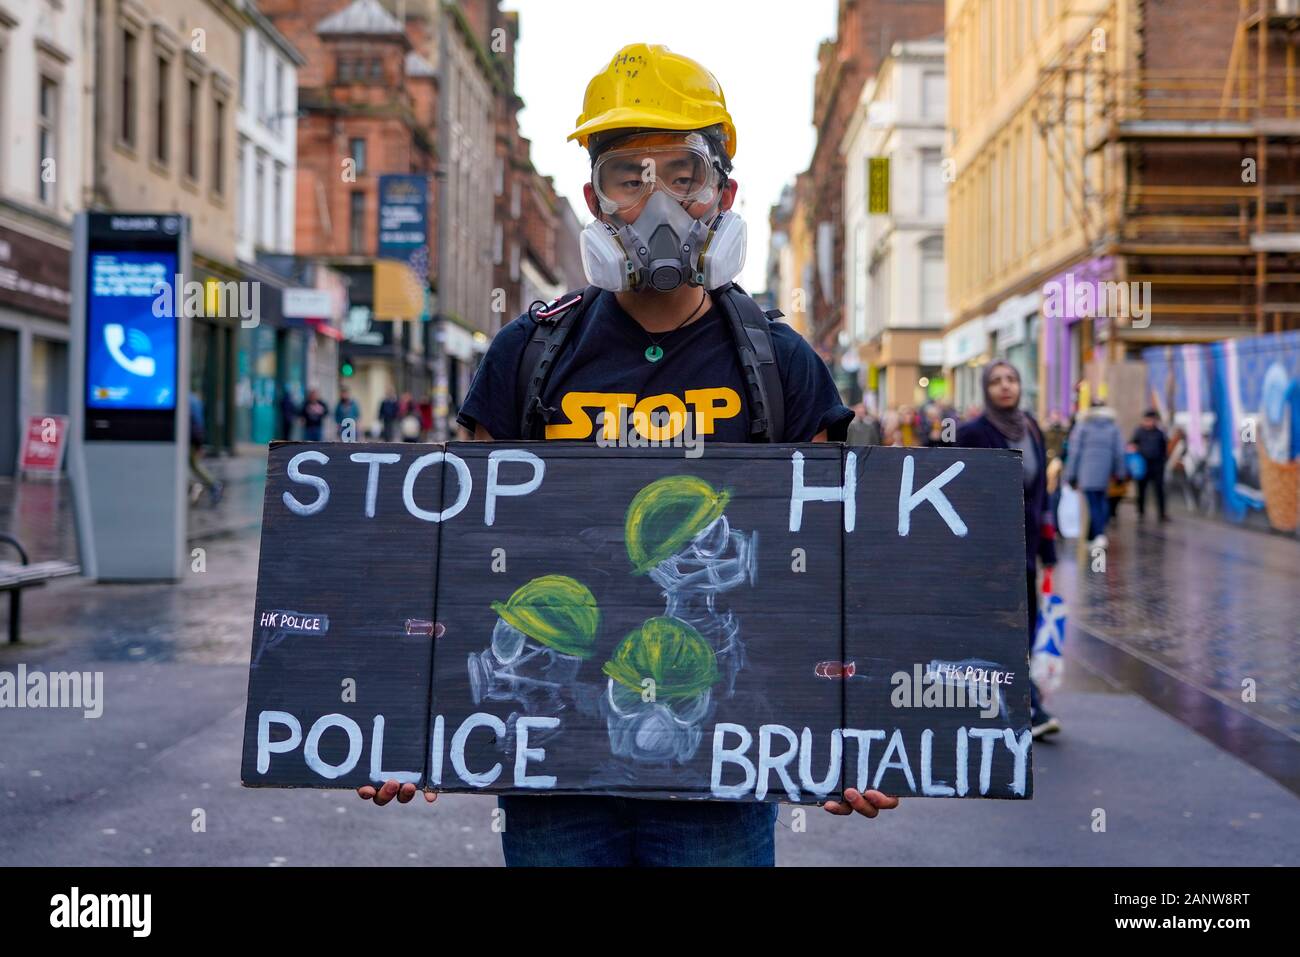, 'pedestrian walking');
398,392,421,442
1064,397,1128,548
334,387,360,440
188,391,224,505
418,392,435,439
279,388,298,441
845,402,883,446
301,388,329,442
354,43,896,865
954,360,1060,739
1130,408,1169,521
379,391,399,441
